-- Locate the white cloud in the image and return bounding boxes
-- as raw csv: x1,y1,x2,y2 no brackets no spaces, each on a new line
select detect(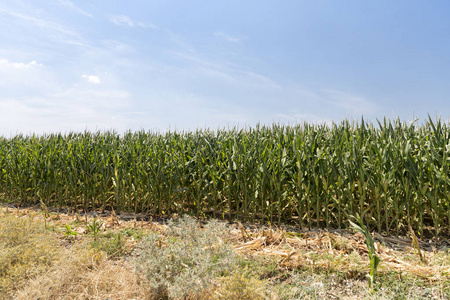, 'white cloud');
108,15,155,29
137,21,156,29
81,74,101,84
109,15,133,27
0,58,51,94
0,59,42,69
214,31,244,42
